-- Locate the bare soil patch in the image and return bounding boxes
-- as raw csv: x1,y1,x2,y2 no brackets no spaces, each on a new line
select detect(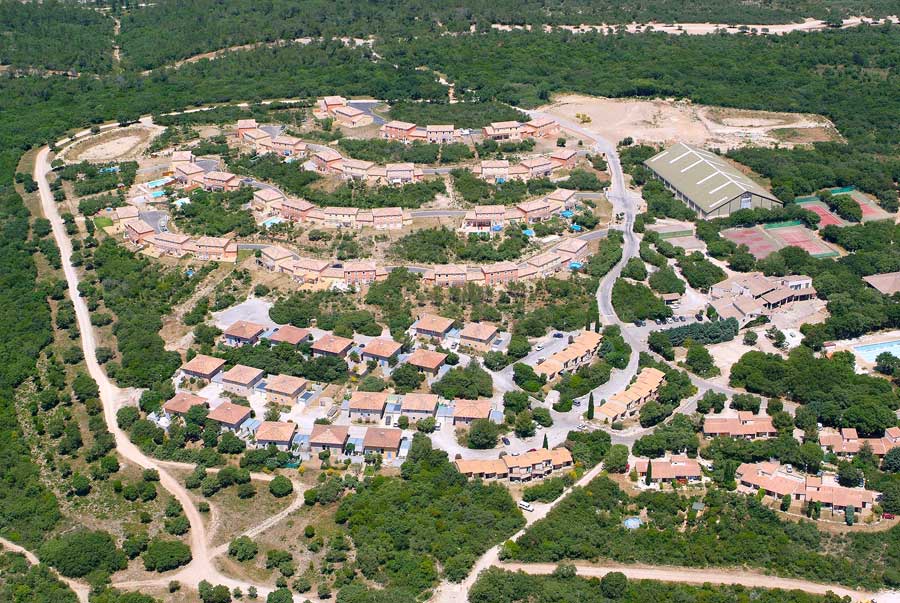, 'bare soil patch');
66,125,164,162
540,94,841,150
